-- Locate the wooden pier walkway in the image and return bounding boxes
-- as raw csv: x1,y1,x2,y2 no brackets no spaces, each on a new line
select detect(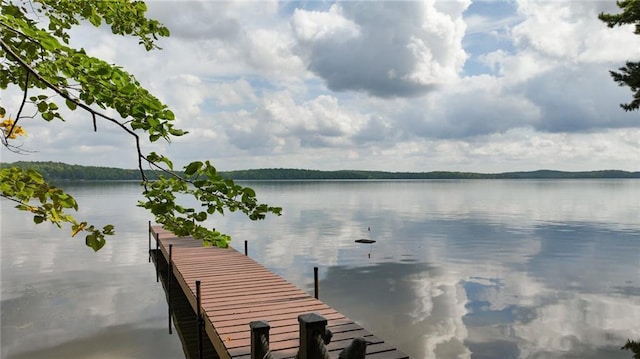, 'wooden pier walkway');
150,225,409,359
